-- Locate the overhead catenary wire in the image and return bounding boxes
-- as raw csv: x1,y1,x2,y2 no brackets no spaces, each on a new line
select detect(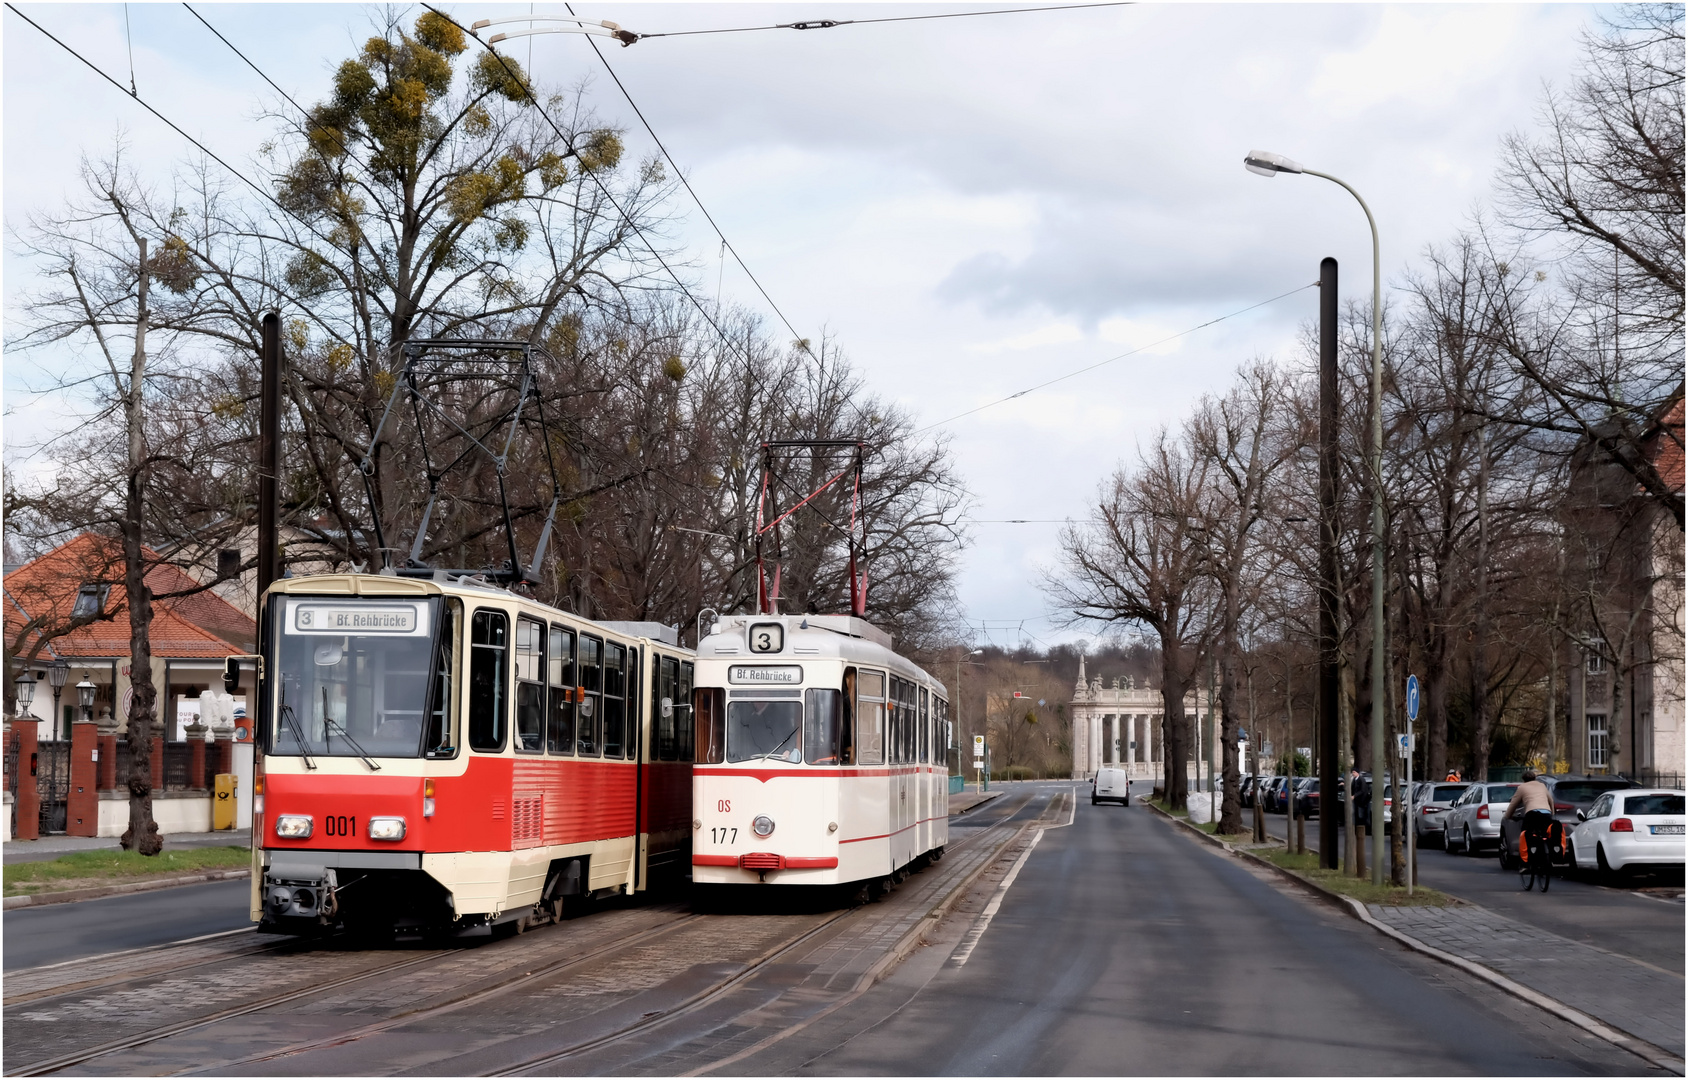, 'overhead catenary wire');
559,0,814,351
630,2,1133,41
914,281,1318,434
5,3,348,257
